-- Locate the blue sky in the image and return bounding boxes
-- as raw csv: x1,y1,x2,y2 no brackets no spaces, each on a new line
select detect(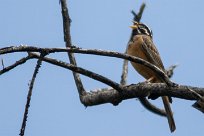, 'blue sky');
0,0,204,136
